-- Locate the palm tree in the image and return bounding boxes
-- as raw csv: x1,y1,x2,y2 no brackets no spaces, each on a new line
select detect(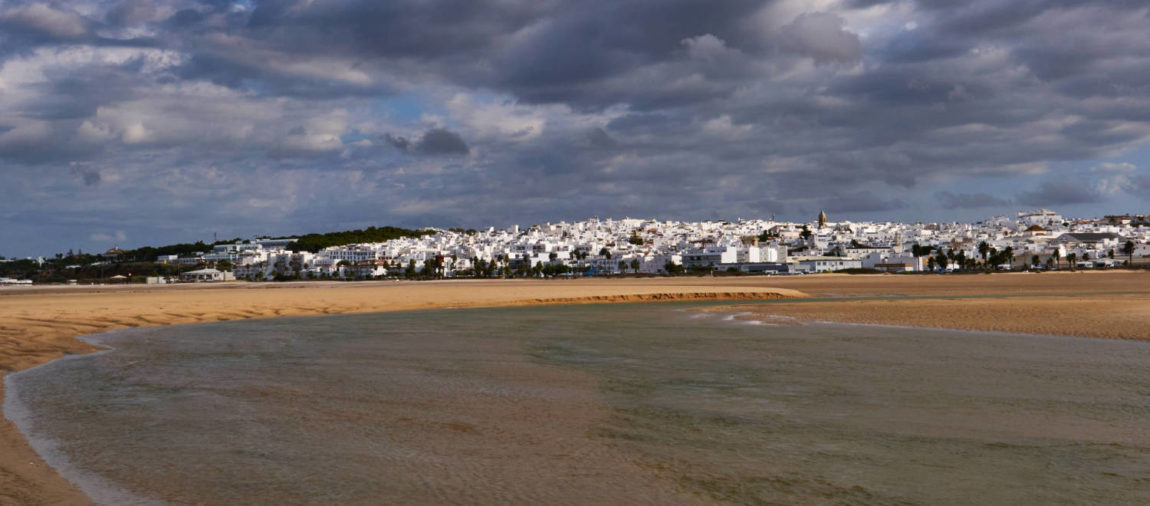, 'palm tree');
935,251,949,271
1052,249,1061,270
1124,240,1136,267
1067,252,1077,271
978,241,990,266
